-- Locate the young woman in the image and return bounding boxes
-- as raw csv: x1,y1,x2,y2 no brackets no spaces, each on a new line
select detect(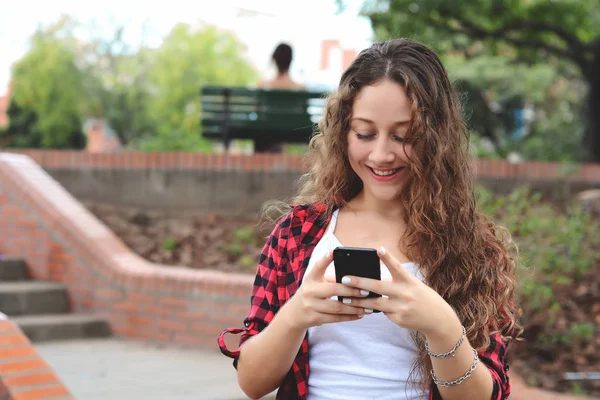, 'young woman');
219,38,522,400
